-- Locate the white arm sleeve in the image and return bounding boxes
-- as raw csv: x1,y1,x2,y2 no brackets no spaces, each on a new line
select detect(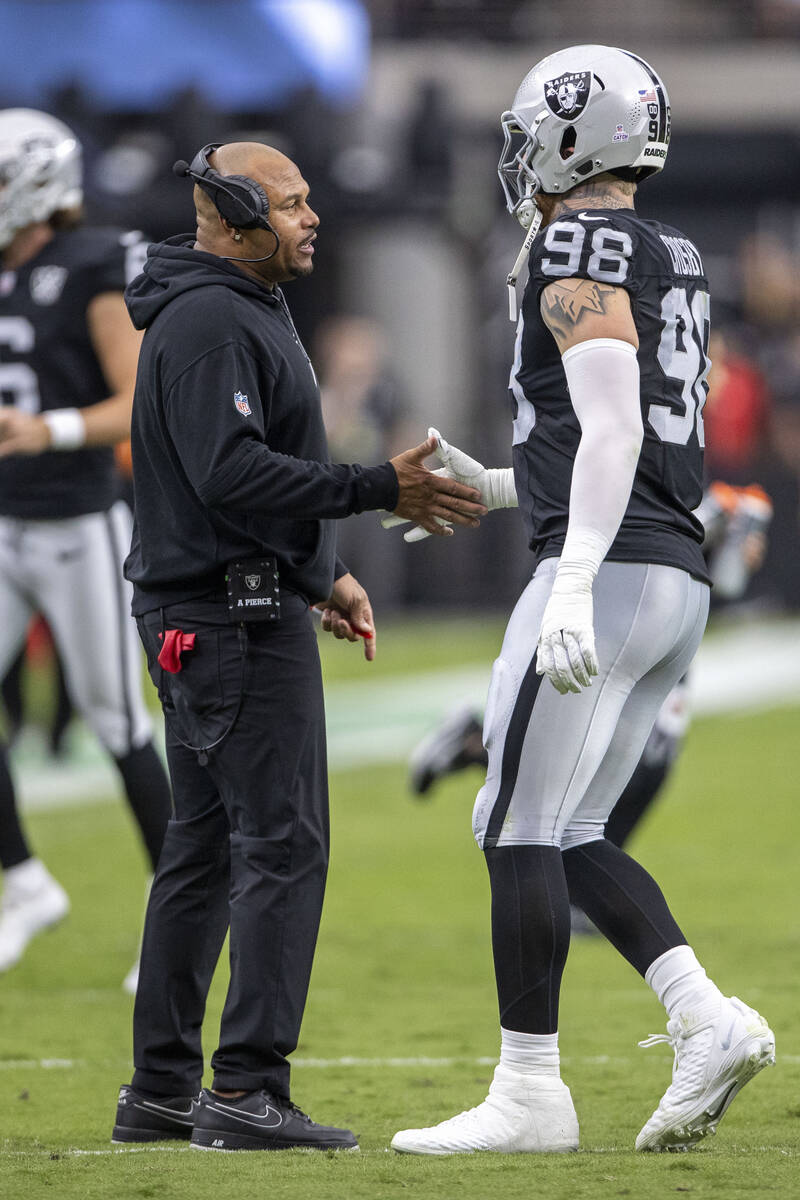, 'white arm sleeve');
558,337,643,580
